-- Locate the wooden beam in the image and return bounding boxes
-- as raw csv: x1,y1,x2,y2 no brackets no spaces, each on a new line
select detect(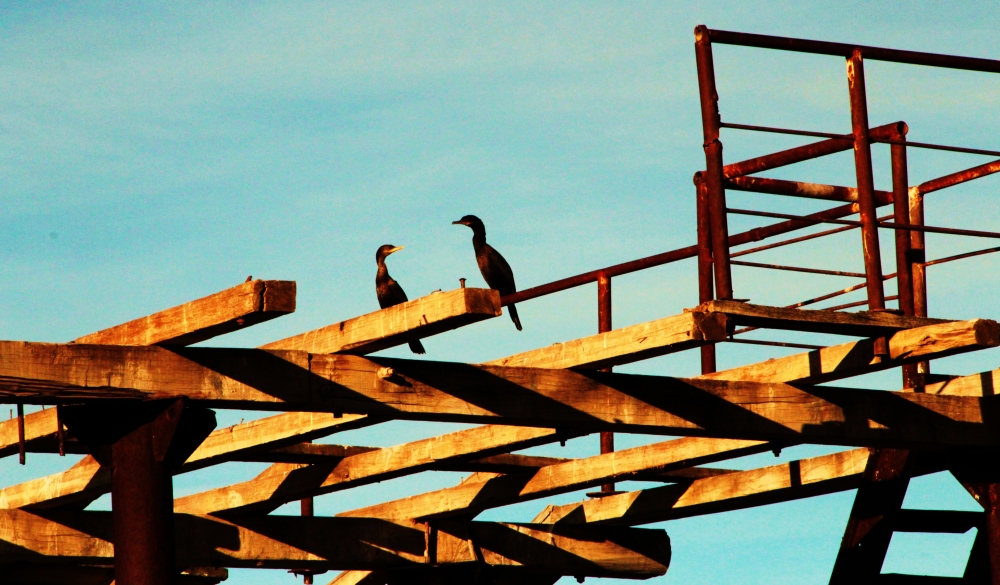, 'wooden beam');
2,342,999,449
174,425,567,514
337,437,771,521
704,319,999,385
73,279,296,347
261,288,500,355
183,411,376,471
532,448,874,526
484,311,728,369
0,510,671,578
922,368,1000,396
0,407,72,458
0,412,377,510
699,300,950,336
893,509,982,533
